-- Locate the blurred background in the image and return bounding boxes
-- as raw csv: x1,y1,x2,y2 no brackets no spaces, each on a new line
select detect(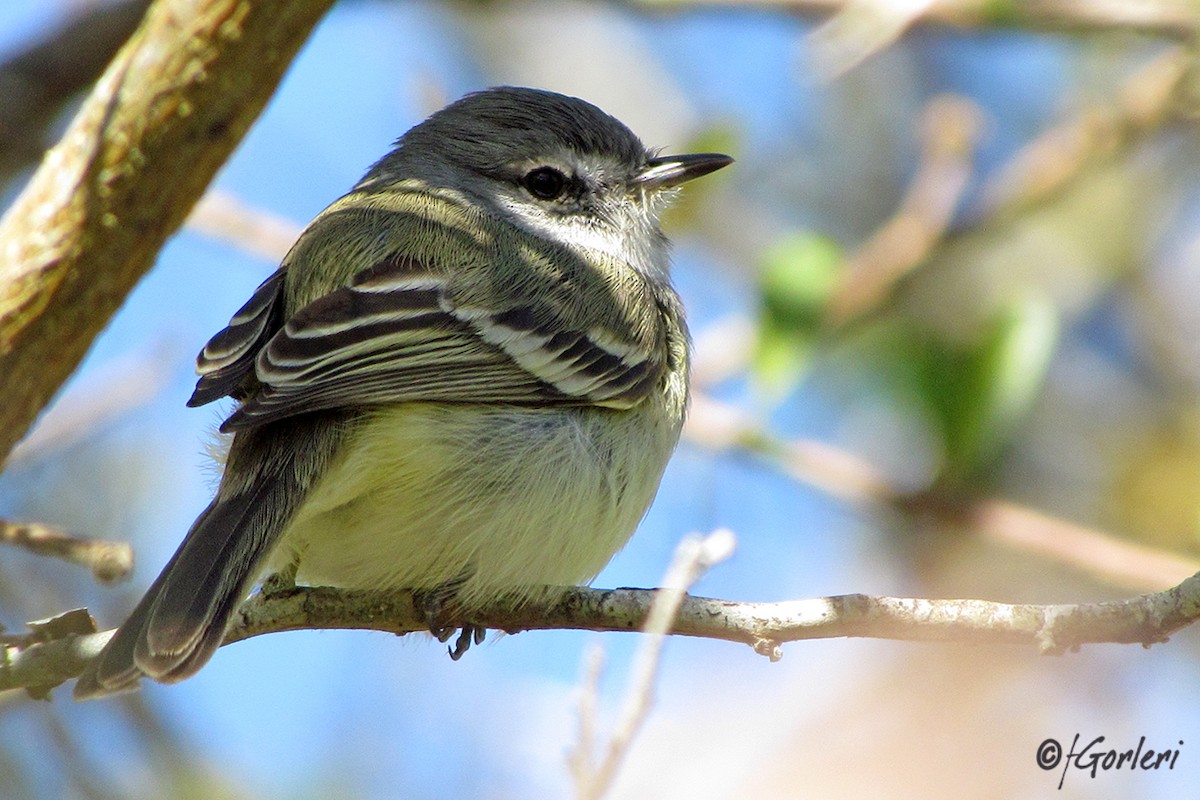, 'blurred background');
3,0,1200,797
